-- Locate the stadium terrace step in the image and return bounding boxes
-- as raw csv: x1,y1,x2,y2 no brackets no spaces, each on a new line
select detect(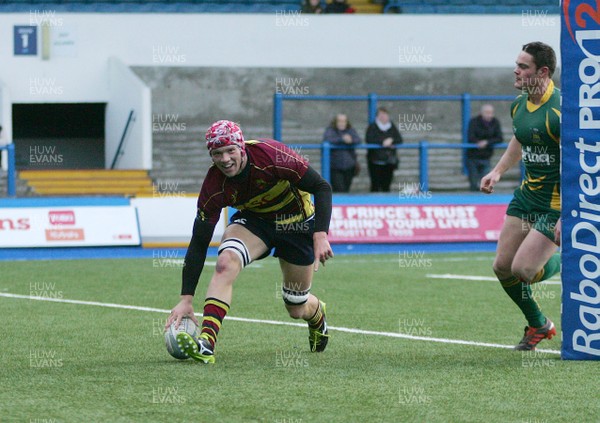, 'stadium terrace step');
351,0,384,14
0,169,29,197
19,169,149,180
384,1,559,13
31,186,156,196
19,169,154,196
